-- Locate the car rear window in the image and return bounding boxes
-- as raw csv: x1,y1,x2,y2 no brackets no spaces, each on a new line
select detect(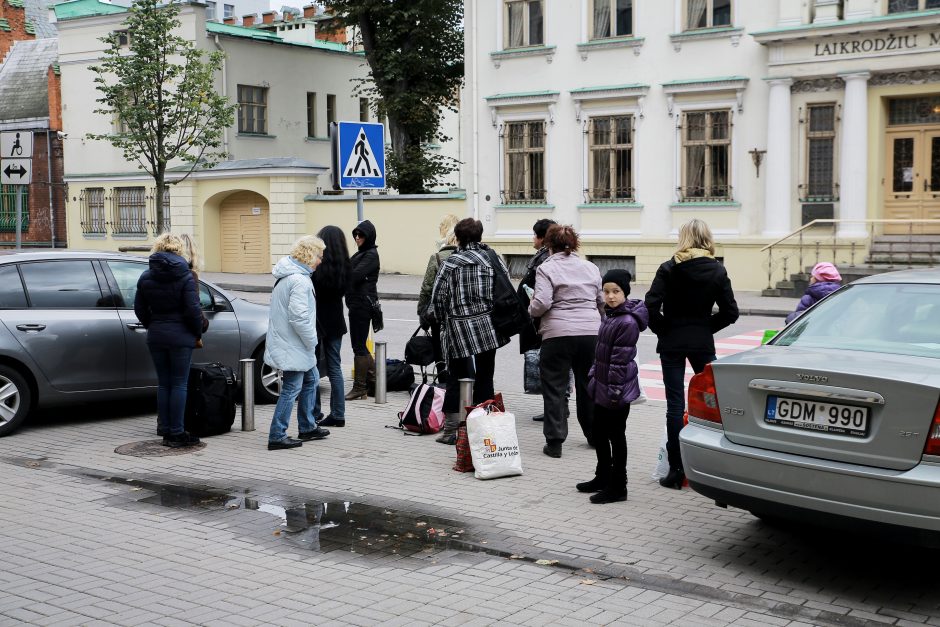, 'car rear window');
0,265,27,308
775,283,940,359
